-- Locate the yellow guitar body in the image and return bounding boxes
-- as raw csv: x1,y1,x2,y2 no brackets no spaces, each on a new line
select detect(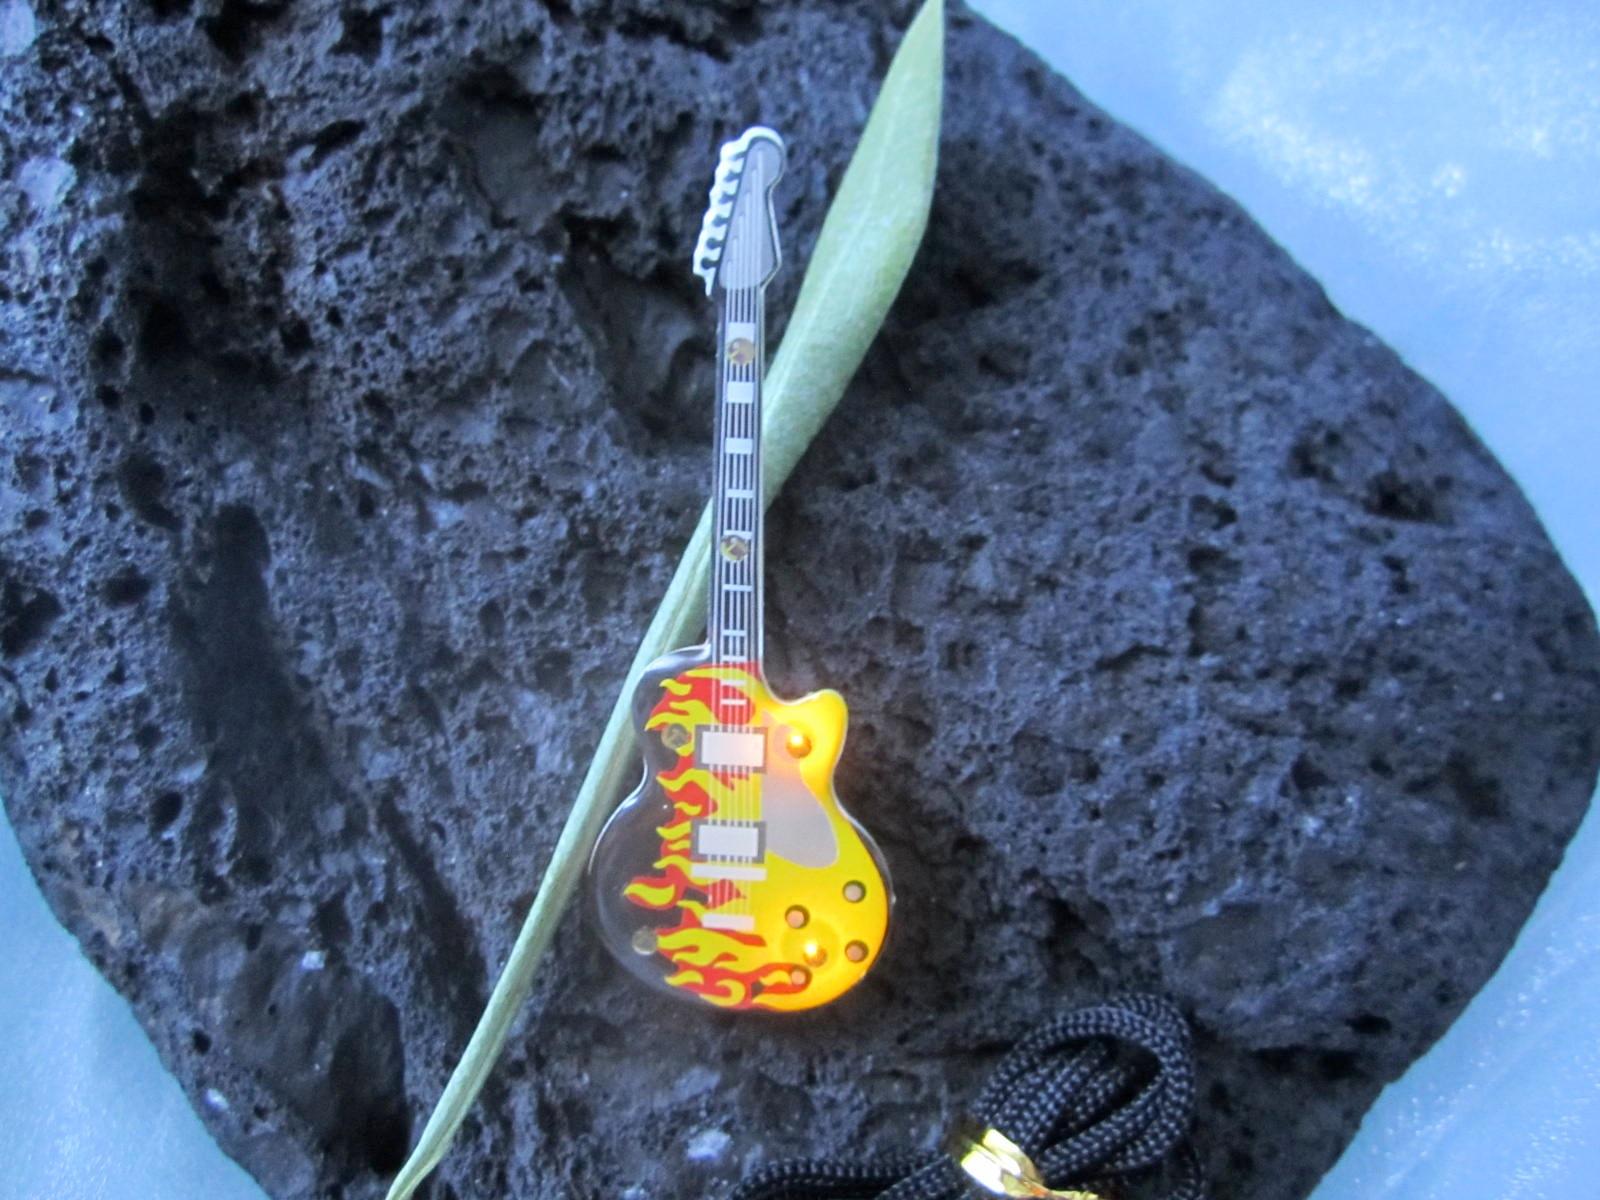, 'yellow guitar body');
591,659,891,1012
